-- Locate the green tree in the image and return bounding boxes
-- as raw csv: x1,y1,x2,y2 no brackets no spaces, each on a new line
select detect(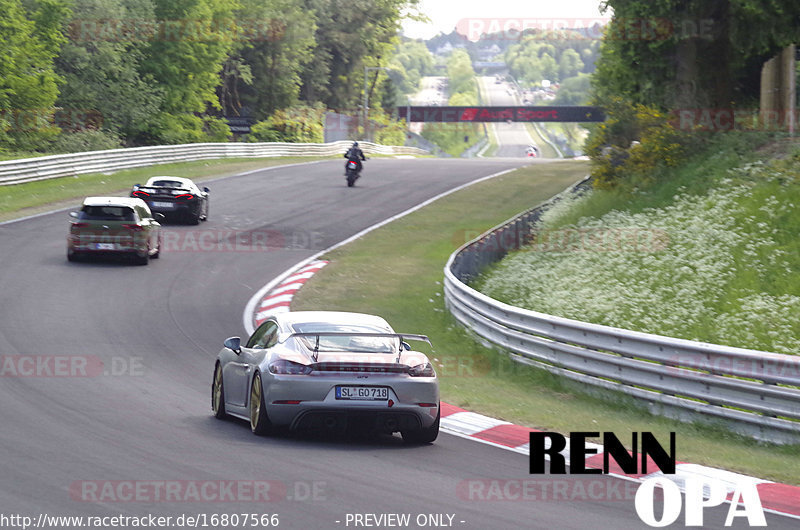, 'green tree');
505,31,599,86
447,49,476,95
55,0,163,143
554,74,592,105
247,104,324,143
558,49,584,81
0,0,71,150
235,0,316,119
299,0,420,109
389,39,434,96
593,0,800,110
218,55,253,117
142,0,238,142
